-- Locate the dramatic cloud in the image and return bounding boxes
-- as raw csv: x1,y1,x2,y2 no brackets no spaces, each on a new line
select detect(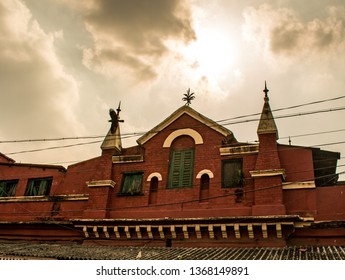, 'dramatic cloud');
0,0,82,159
243,4,345,57
1,0,344,177
70,0,196,81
